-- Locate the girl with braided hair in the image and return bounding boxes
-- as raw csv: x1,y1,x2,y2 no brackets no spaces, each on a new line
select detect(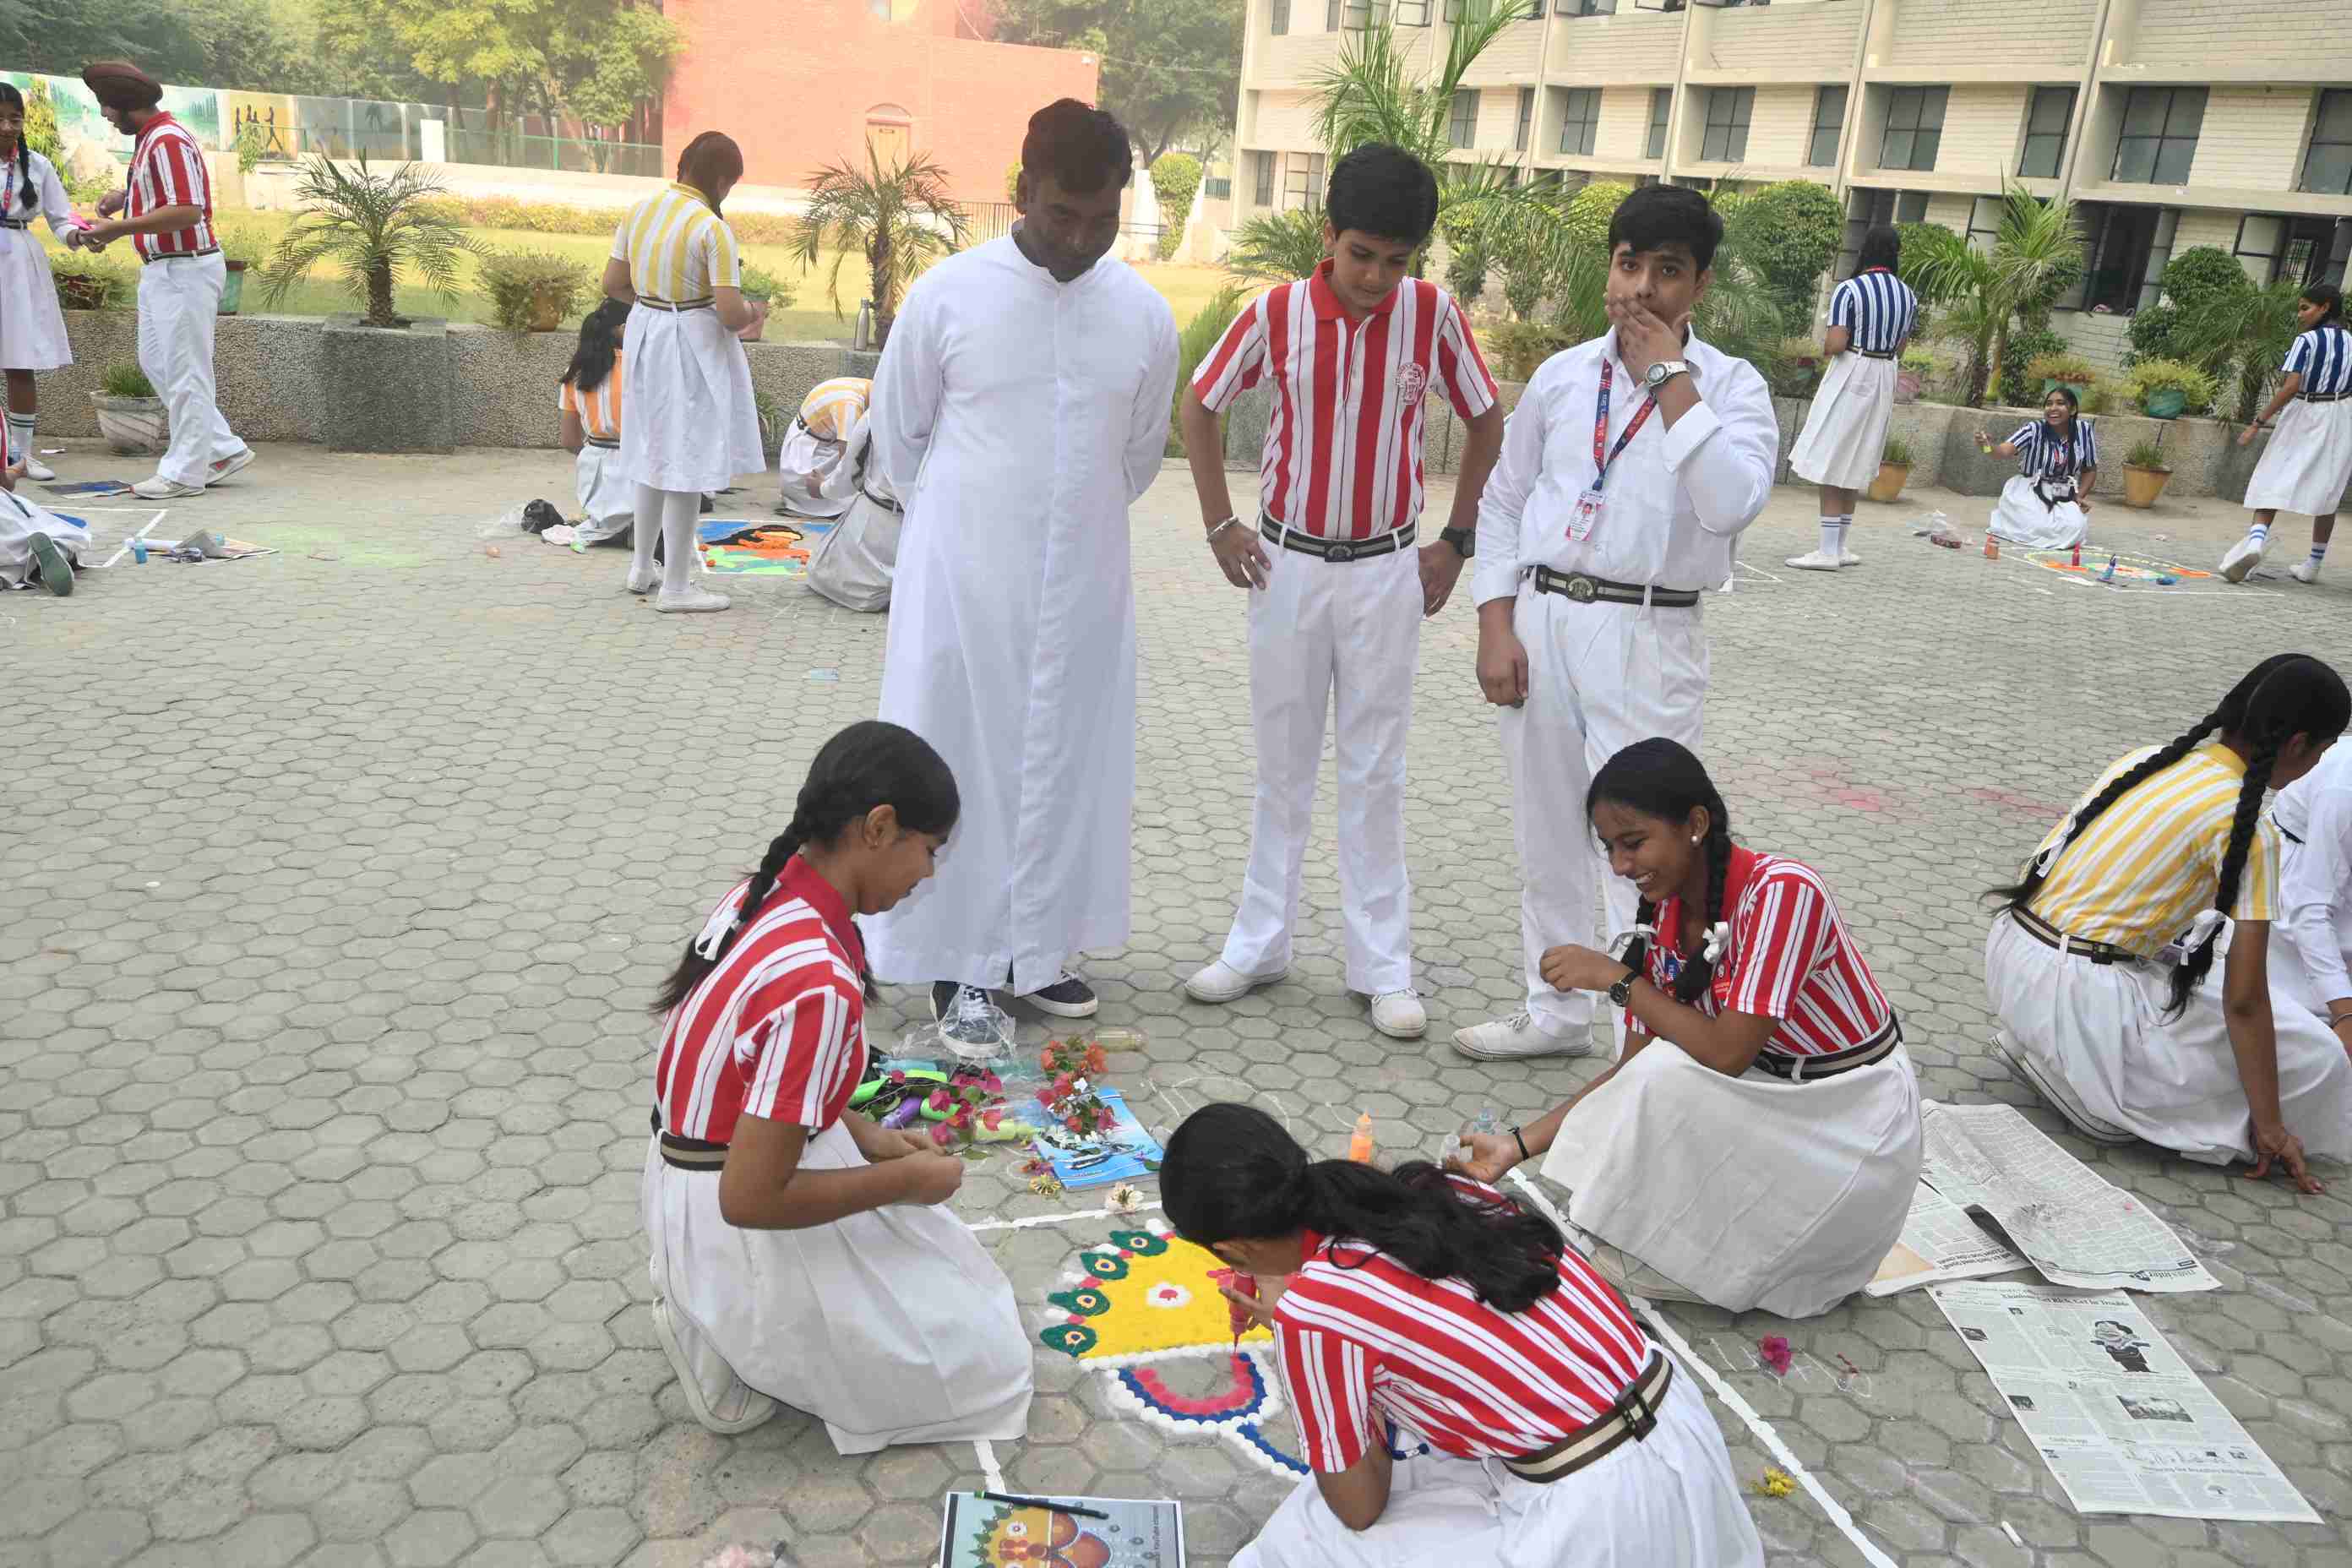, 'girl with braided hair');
1451,738,1921,1316
0,82,90,483
640,721,1036,1449
1162,1103,1761,1568
1984,655,2352,1191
